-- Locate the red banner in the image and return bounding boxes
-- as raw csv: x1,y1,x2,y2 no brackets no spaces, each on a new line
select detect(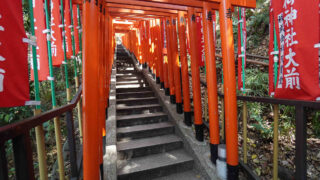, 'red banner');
237,8,247,91
0,0,30,107
51,0,64,67
31,0,50,81
270,0,320,100
73,5,80,55
64,0,73,59
161,20,167,55
196,16,205,67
